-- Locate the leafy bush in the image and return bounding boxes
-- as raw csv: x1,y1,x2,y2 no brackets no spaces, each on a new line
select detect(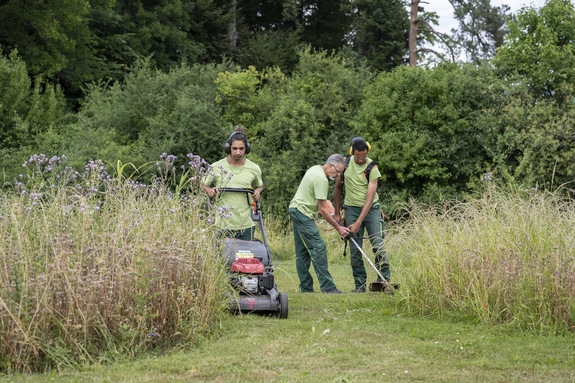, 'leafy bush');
217,49,372,216
353,63,499,210
493,0,575,103
488,0,575,189
0,50,66,181
34,59,232,179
